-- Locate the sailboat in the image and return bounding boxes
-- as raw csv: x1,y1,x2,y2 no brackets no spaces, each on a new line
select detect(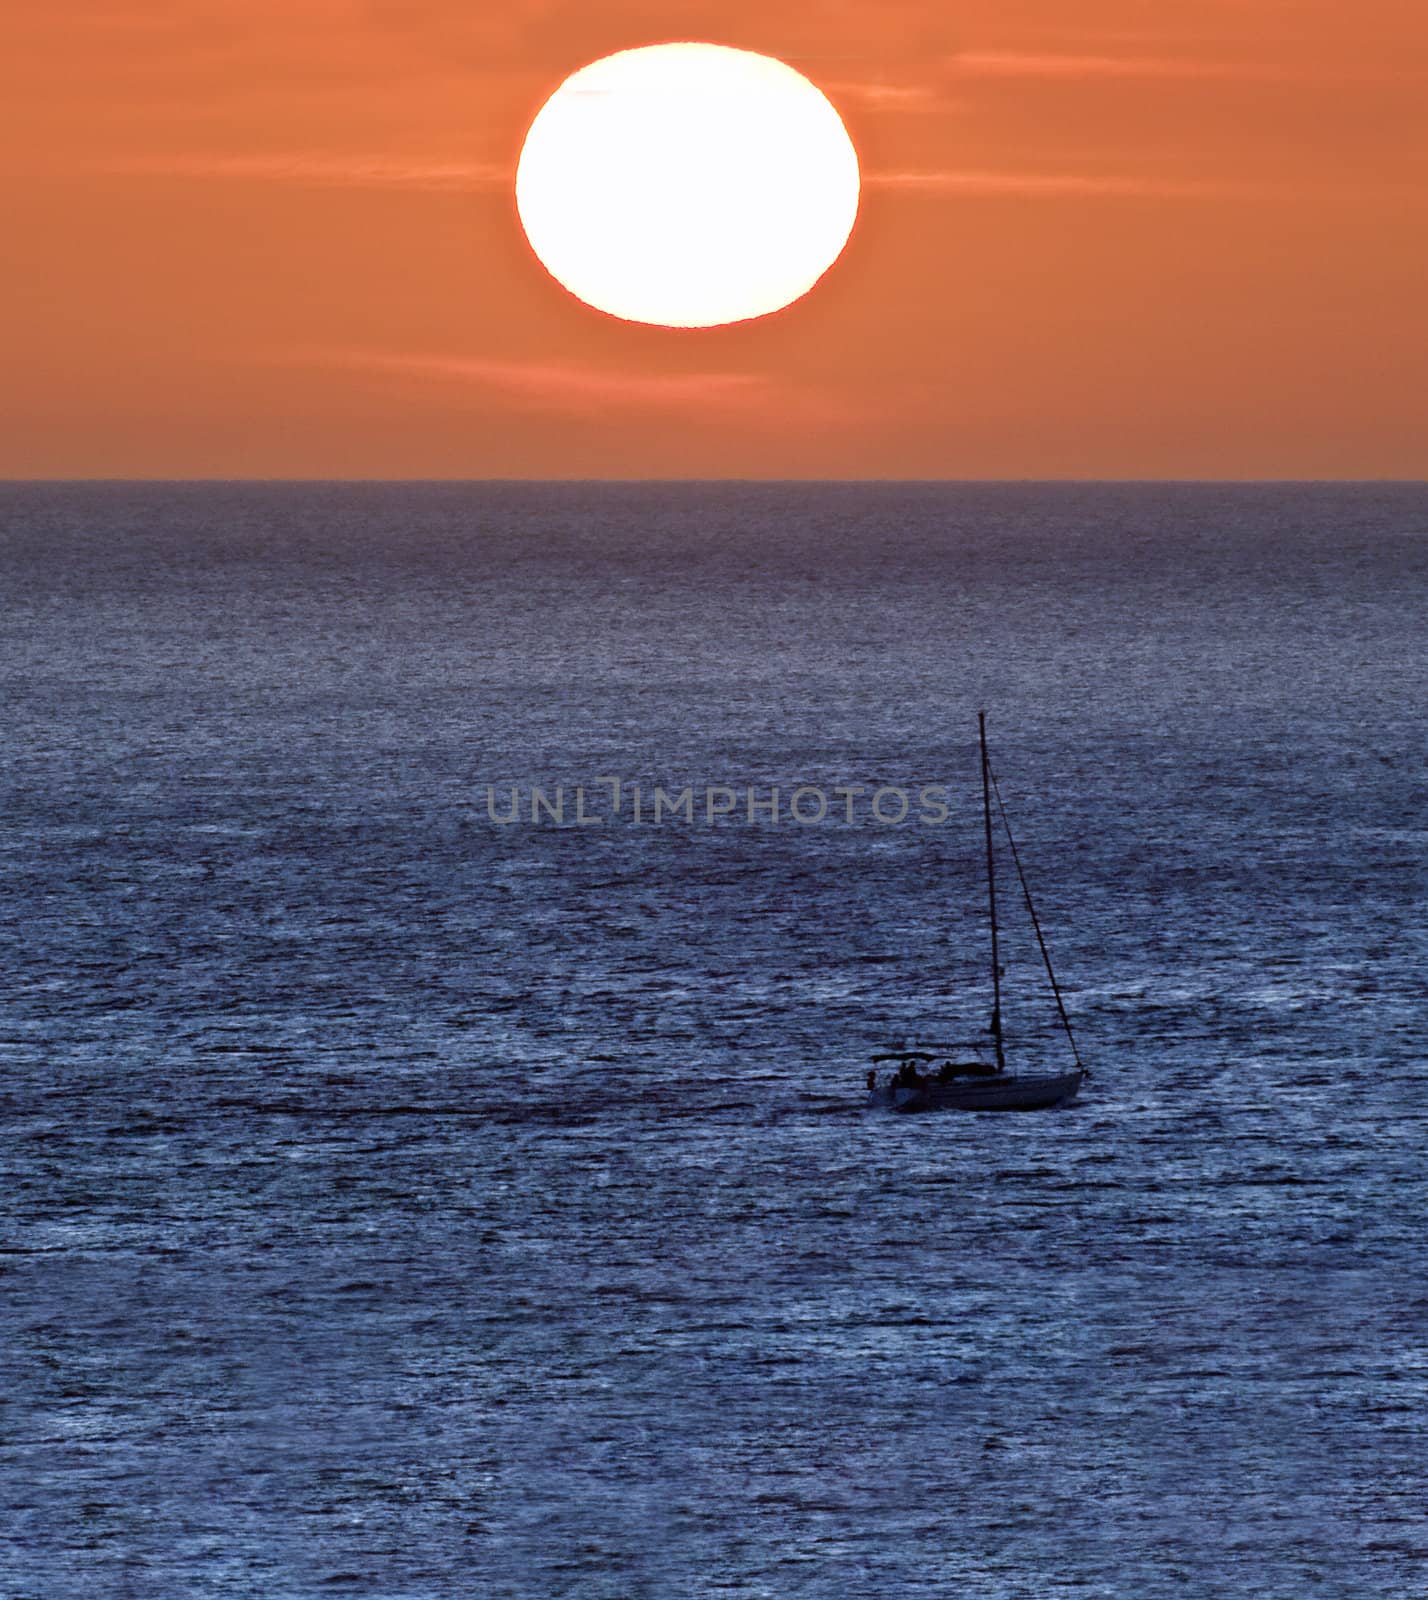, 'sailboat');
866,712,1088,1113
